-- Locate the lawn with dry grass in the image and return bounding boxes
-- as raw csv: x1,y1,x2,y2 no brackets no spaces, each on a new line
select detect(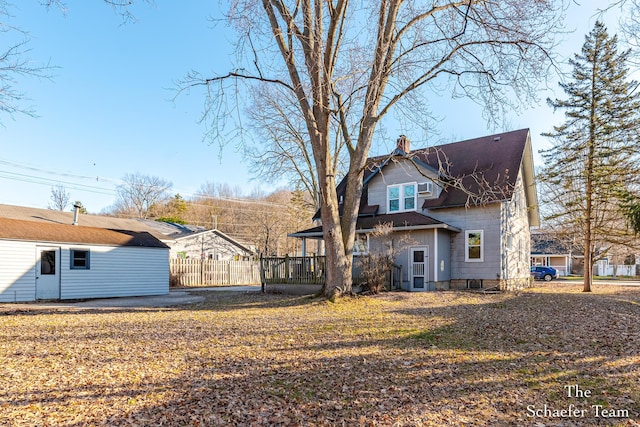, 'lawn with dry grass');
0,283,639,426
